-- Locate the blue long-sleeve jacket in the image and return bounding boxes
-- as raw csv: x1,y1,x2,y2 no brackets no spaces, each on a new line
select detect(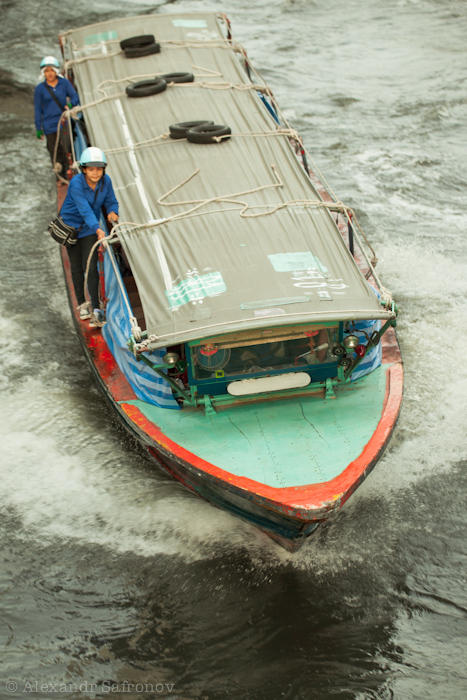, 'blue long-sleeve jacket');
60,173,119,239
34,77,80,135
